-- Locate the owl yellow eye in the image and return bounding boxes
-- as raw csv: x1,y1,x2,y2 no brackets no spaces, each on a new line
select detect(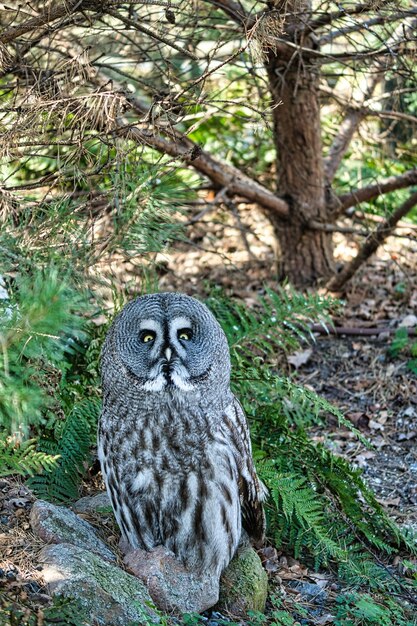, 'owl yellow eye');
141,331,156,343
178,329,192,341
